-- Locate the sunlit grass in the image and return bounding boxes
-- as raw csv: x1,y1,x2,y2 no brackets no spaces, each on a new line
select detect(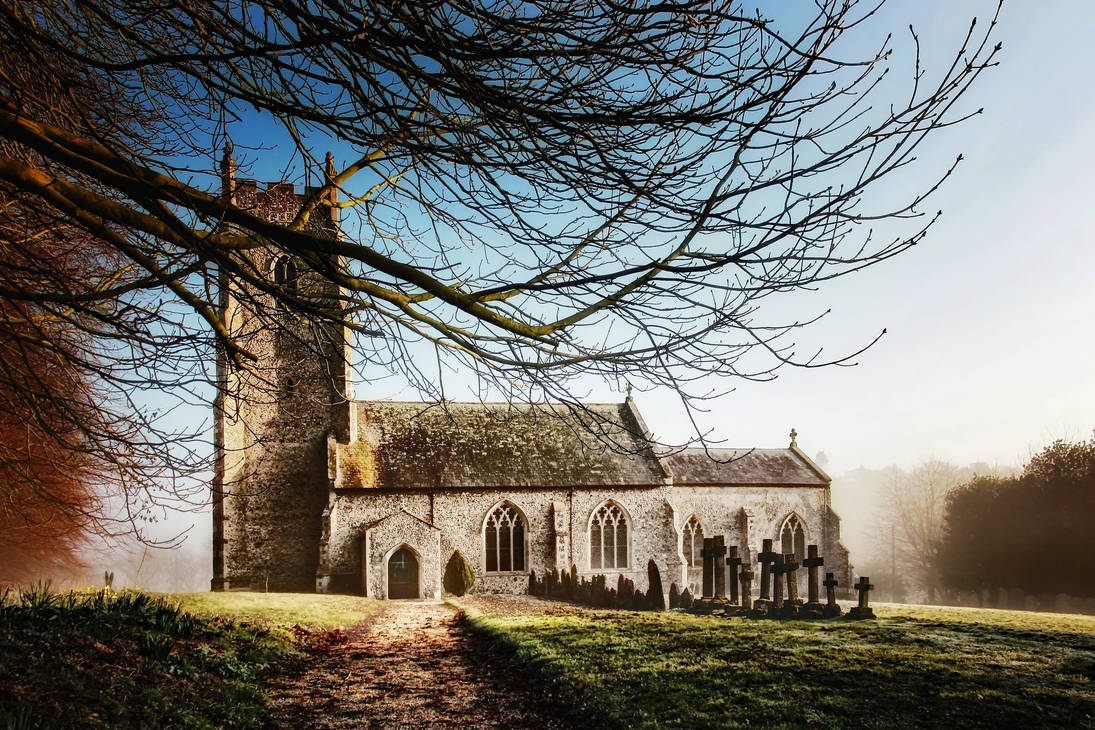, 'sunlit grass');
165,591,382,632
462,600,1095,729
874,601,1095,633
